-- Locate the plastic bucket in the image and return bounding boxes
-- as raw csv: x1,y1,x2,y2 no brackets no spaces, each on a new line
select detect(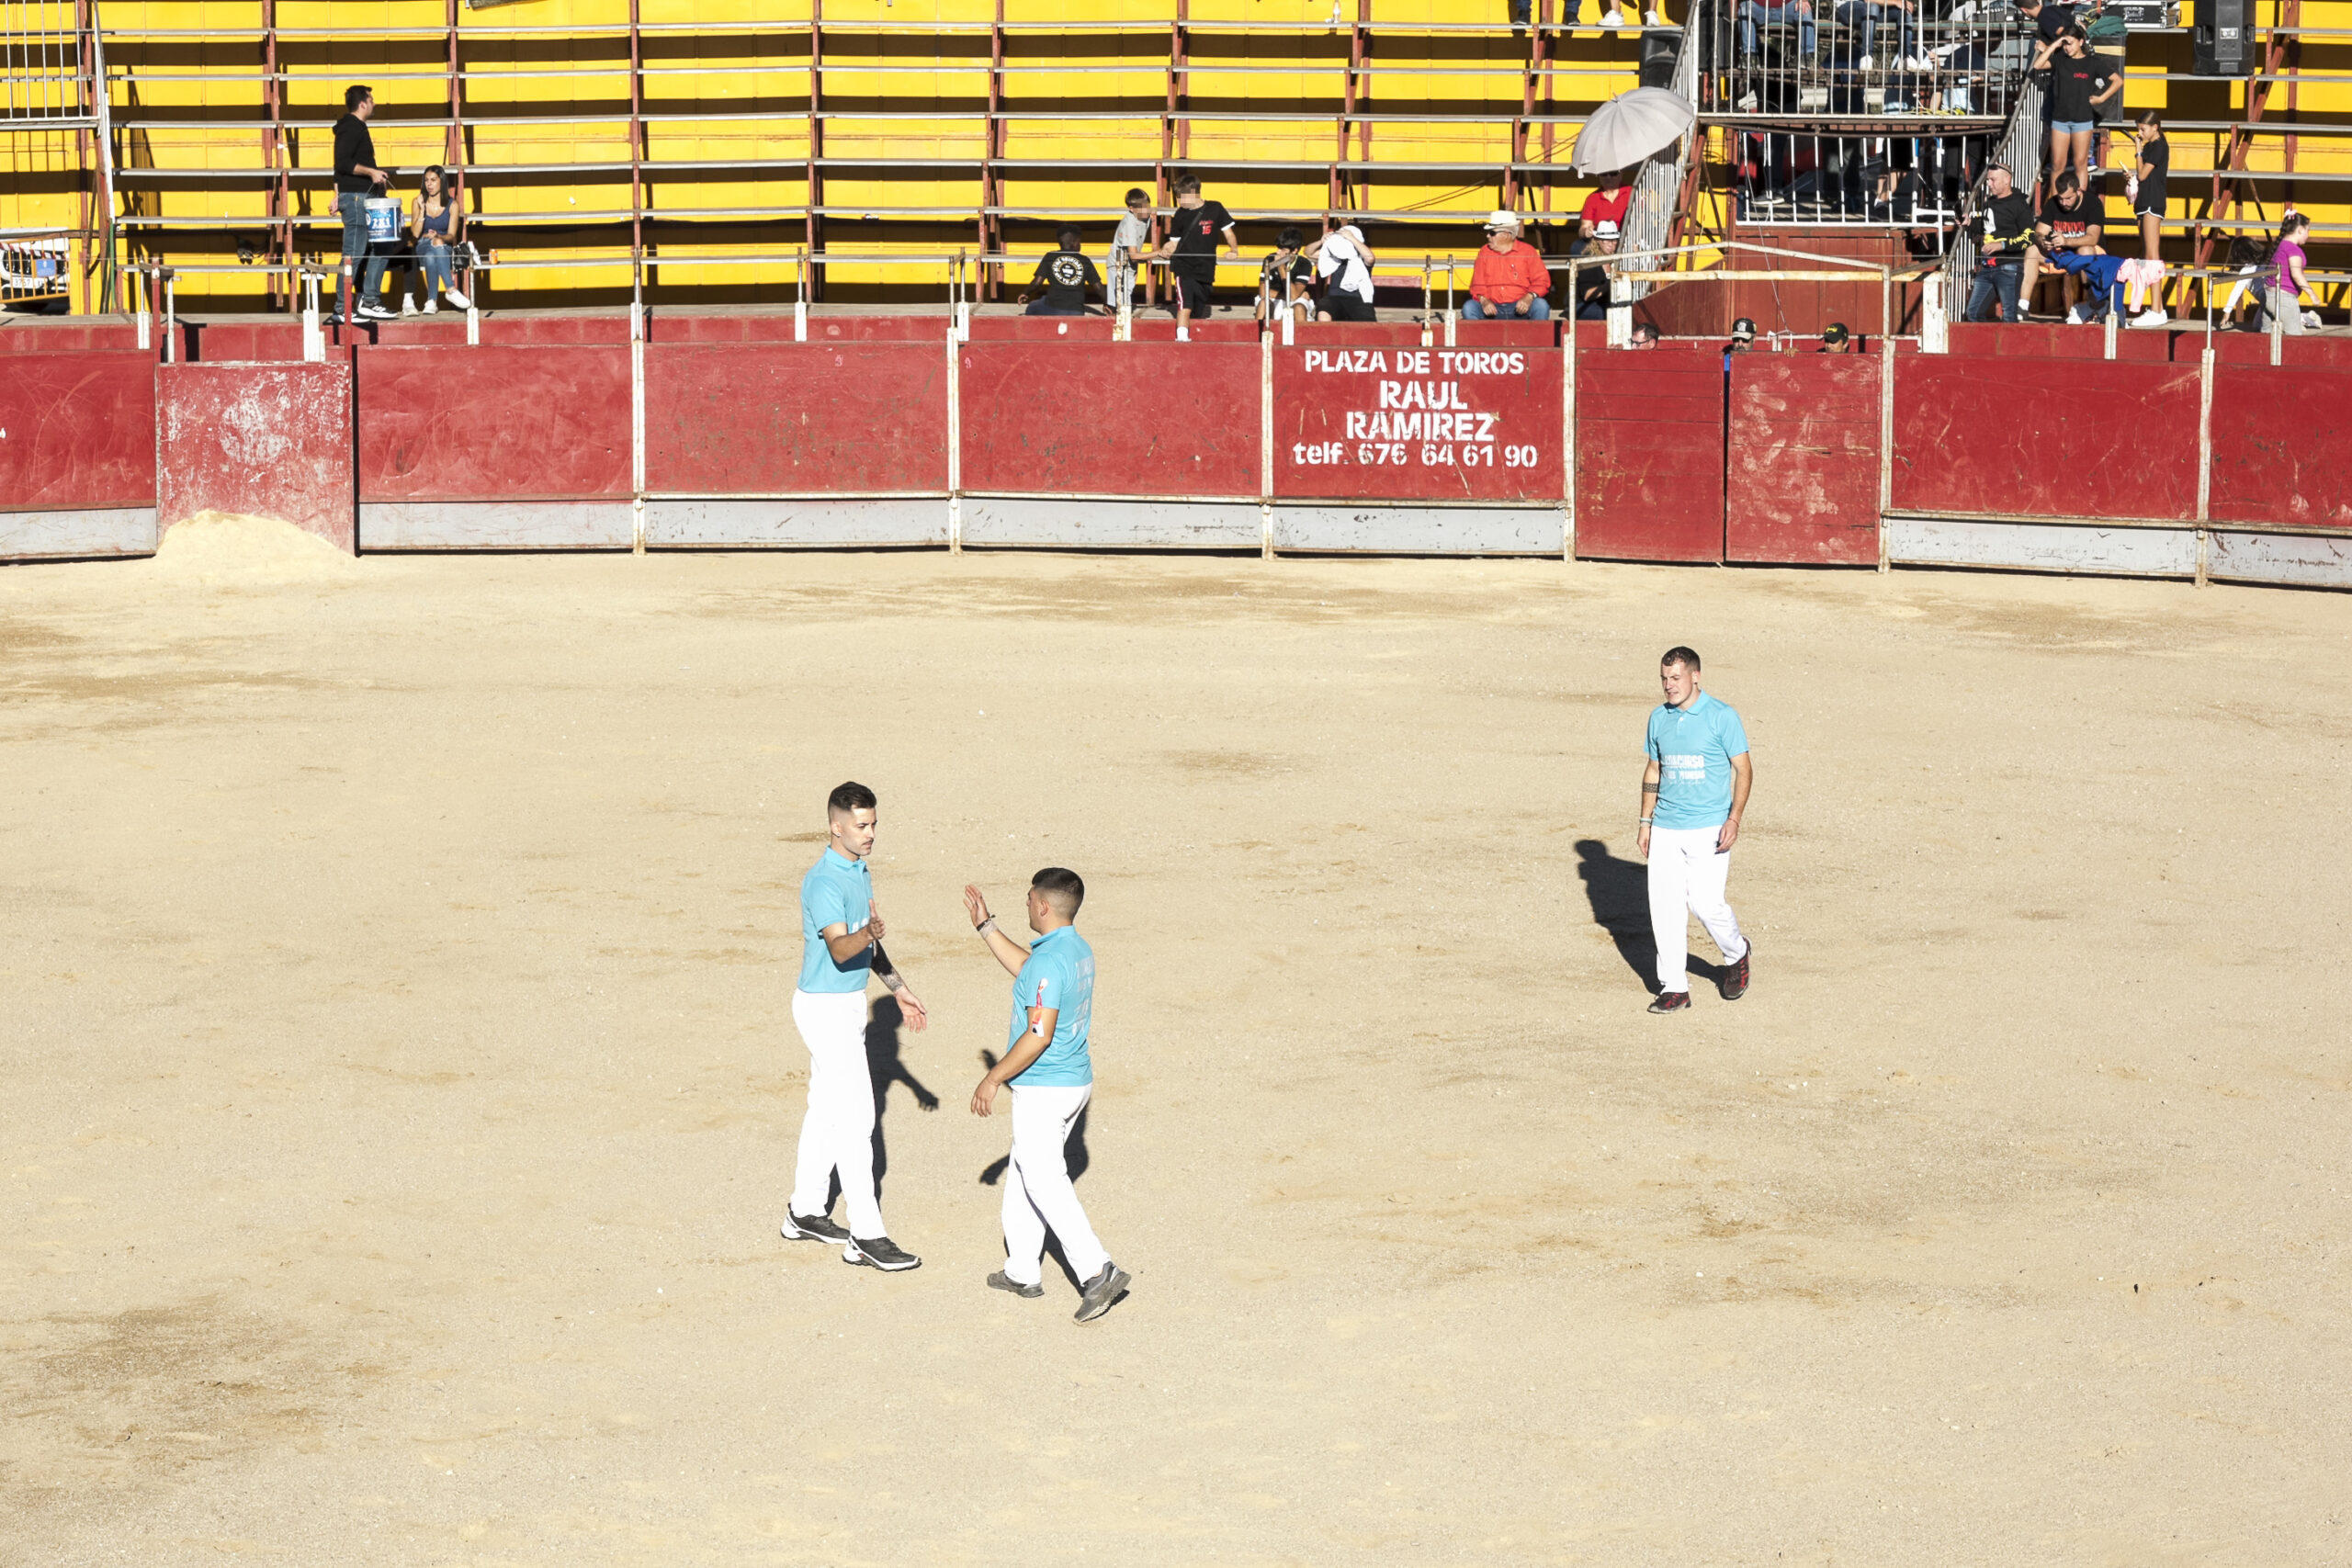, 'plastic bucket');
364,197,401,245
